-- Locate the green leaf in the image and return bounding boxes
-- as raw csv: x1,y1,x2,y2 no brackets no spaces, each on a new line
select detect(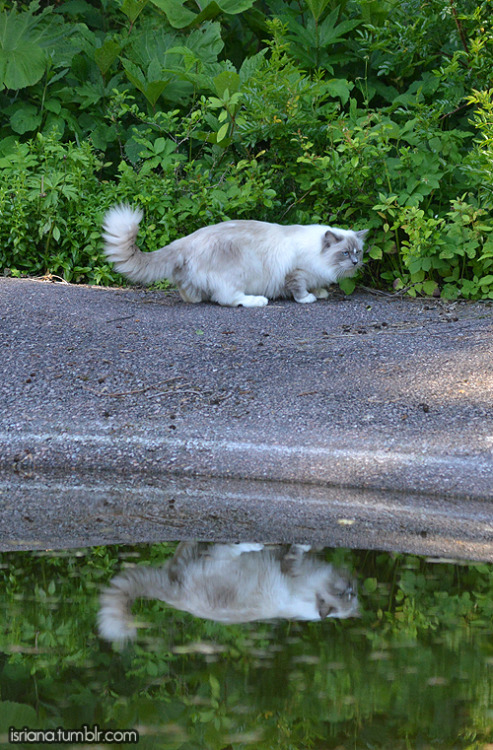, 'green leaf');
338,277,356,294
186,22,224,64
364,577,378,593
305,0,332,23
121,0,148,23
0,701,37,733
213,70,240,98
422,279,438,295
478,274,493,285
0,3,47,90
94,39,121,76
148,0,197,28
149,0,256,28
326,78,354,105
121,58,170,106
217,122,229,142
10,104,42,134
318,8,361,47
209,674,221,699
238,49,266,83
